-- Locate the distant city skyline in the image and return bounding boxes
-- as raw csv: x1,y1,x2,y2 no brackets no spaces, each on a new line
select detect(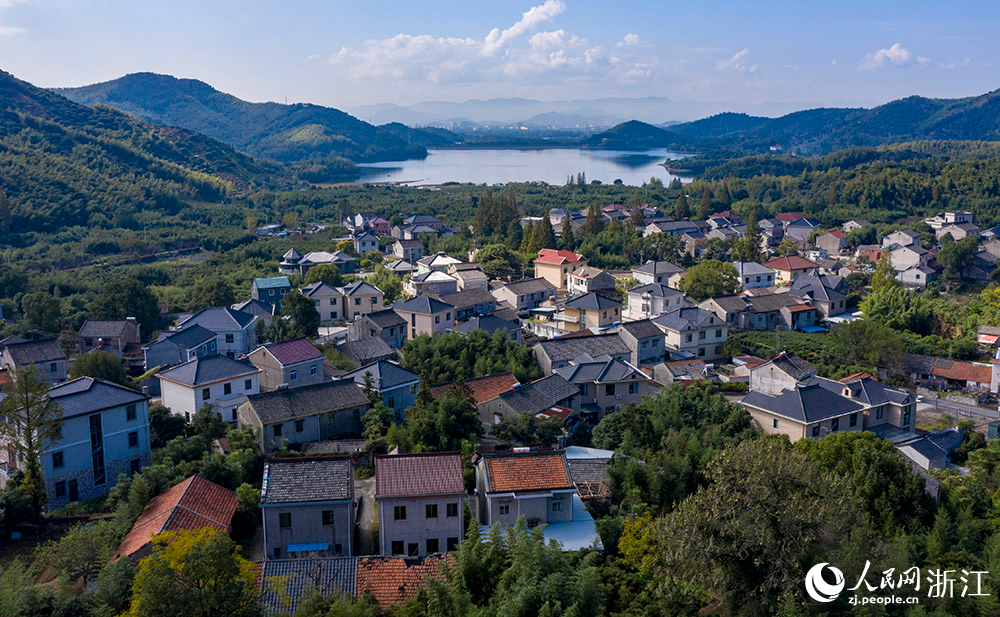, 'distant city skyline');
2,0,999,119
